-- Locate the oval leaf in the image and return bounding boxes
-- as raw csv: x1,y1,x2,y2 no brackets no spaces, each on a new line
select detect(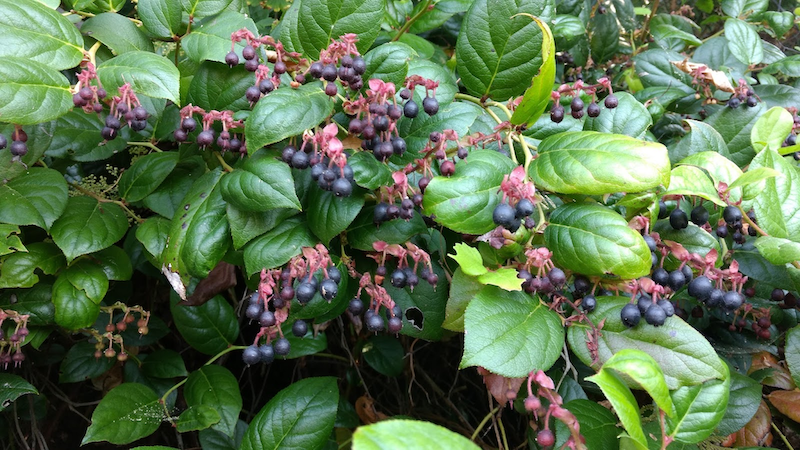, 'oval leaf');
602,349,675,417
422,150,516,235
294,0,384,59
97,51,180,104
52,260,109,330
182,11,258,63
139,0,183,38
245,83,333,152
353,419,480,450
544,204,651,279
82,383,162,445
50,196,128,263
0,373,38,410
751,106,793,153
243,216,317,276
219,155,301,212
170,294,239,355
530,131,670,195
725,18,763,65
0,168,68,230
746,149,800,239
583,92,652,139
119,152,179,202
82,13,154,54
240,377,338,450
0,57,73,125
306,188,364,244
461,286,564,377
567,296,728,389
0,0,84,70
185,365,242,437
